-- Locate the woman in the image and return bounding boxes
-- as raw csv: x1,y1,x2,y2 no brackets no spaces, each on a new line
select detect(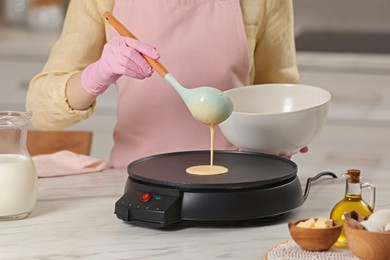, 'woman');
26,0,300,168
